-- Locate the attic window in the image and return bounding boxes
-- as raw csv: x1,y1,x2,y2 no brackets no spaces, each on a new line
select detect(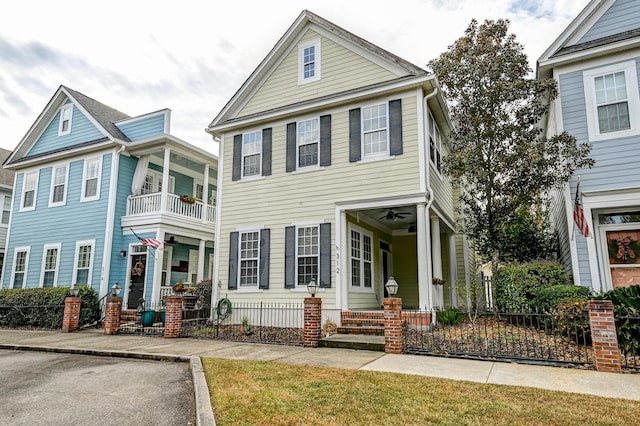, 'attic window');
298,39,321,85
58,104,73,136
